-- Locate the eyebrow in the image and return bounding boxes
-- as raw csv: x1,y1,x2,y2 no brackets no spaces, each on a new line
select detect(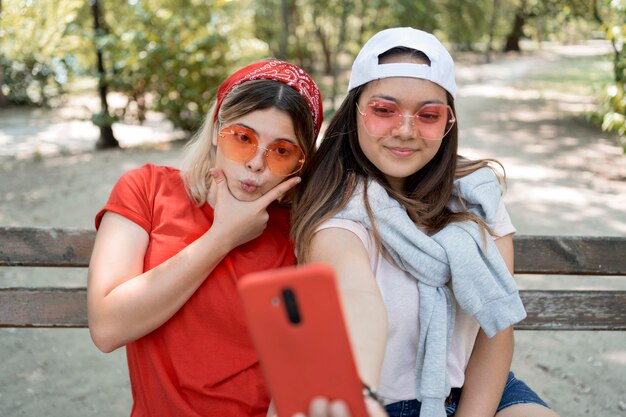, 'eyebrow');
367,95,446,106
232,123,299,145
